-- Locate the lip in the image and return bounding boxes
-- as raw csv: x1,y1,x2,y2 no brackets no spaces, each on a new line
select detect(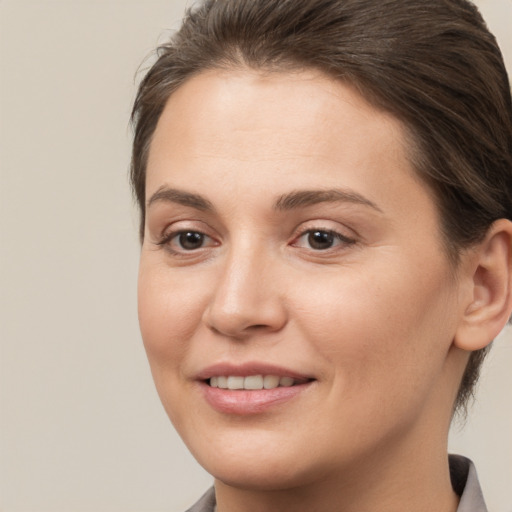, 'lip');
196,362,315,415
